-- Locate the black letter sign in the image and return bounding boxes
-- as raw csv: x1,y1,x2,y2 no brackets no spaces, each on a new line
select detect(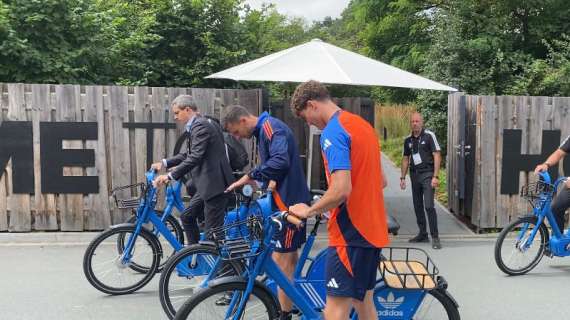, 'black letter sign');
501,129,561,194
0,121,34,193
40,122,98,193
